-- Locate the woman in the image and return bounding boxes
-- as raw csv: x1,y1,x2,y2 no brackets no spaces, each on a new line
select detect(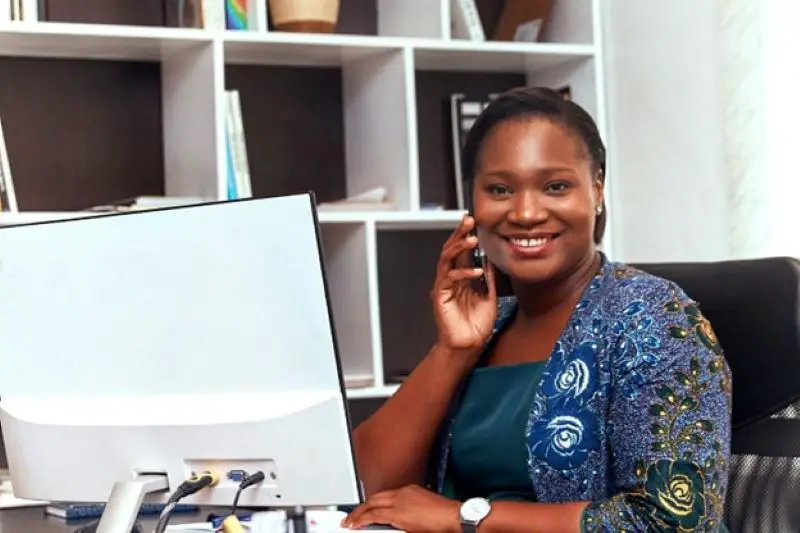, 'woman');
343,87,732,532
